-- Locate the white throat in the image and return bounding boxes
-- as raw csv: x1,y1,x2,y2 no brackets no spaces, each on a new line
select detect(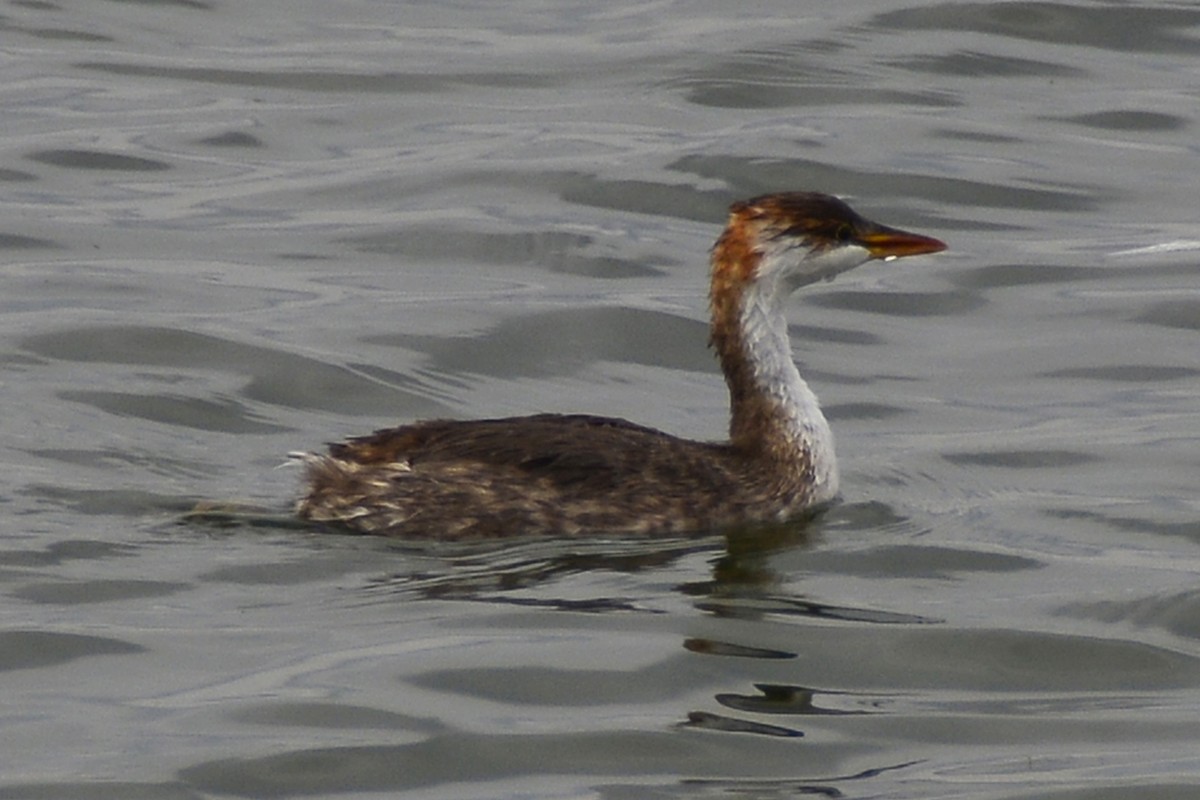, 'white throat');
738,273,840,503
